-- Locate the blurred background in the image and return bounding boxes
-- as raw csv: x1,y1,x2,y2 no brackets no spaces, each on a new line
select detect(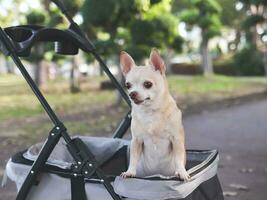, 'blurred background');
0,0,267,199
